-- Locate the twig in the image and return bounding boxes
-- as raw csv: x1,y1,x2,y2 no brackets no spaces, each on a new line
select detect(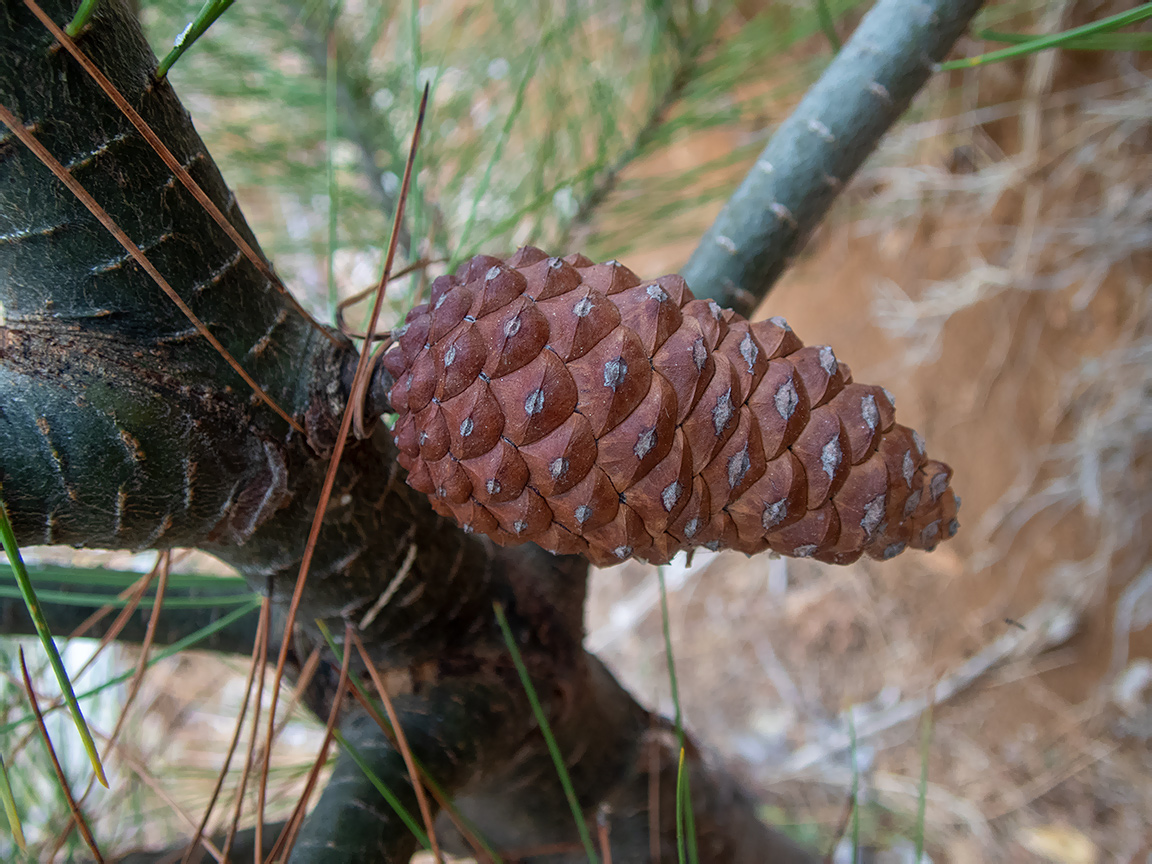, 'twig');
18,648,104,863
